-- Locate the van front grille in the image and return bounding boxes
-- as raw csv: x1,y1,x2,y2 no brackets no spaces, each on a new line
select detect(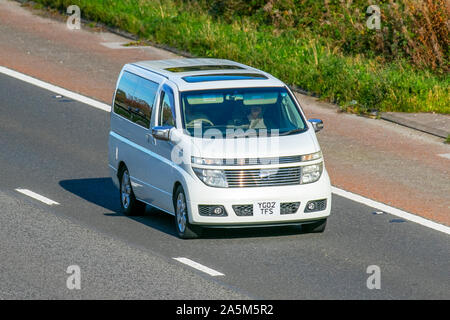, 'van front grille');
224,166,301,188
224,155,302,166
281,202,301,214
232,205,253,216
